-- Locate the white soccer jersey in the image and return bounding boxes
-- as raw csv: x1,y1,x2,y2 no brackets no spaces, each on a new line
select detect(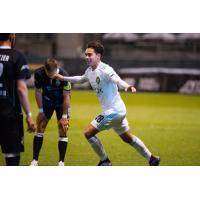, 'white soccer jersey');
84,62,126,115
